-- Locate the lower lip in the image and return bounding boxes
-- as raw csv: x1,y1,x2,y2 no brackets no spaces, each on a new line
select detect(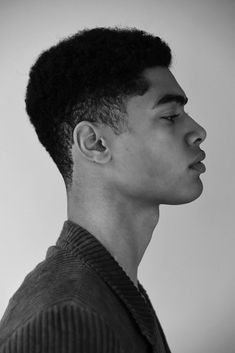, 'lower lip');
189,162,206,173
